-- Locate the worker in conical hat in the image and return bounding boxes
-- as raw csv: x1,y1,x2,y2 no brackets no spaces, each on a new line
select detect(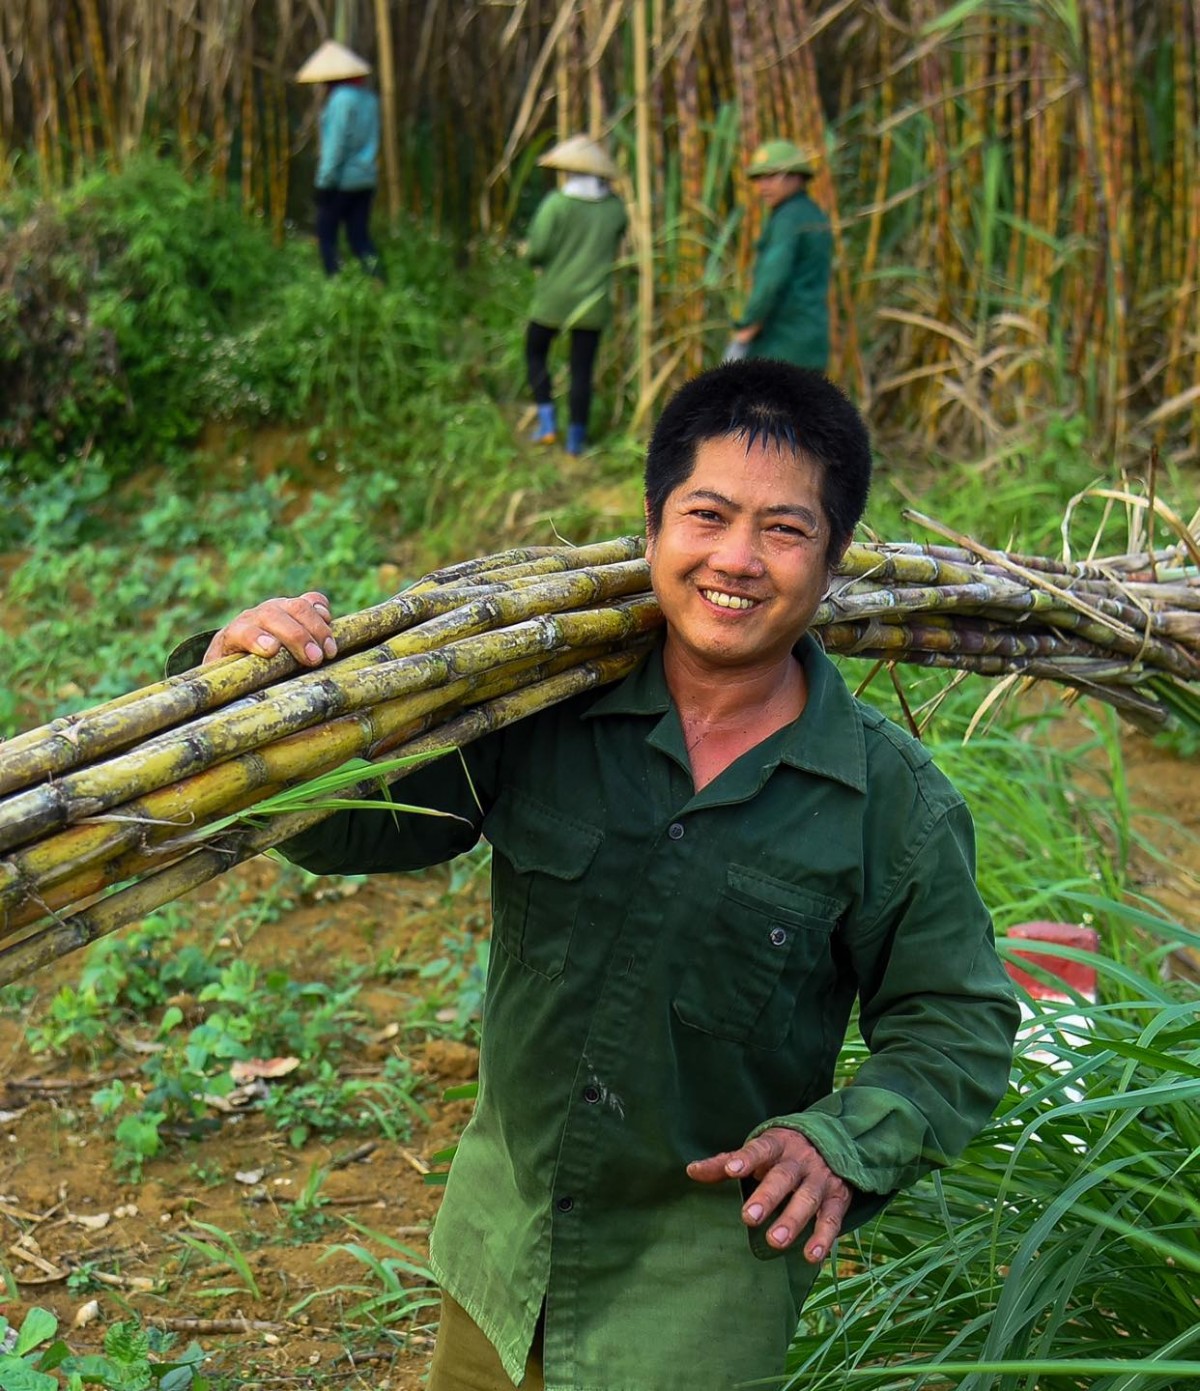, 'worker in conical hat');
523,134,626,456
295,41,383,278
726,137,832,370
